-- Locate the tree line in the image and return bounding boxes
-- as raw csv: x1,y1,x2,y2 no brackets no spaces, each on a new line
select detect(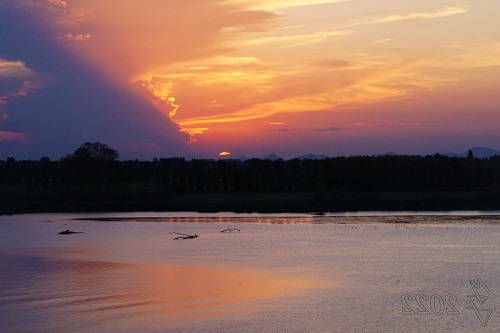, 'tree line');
1,142,500,193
